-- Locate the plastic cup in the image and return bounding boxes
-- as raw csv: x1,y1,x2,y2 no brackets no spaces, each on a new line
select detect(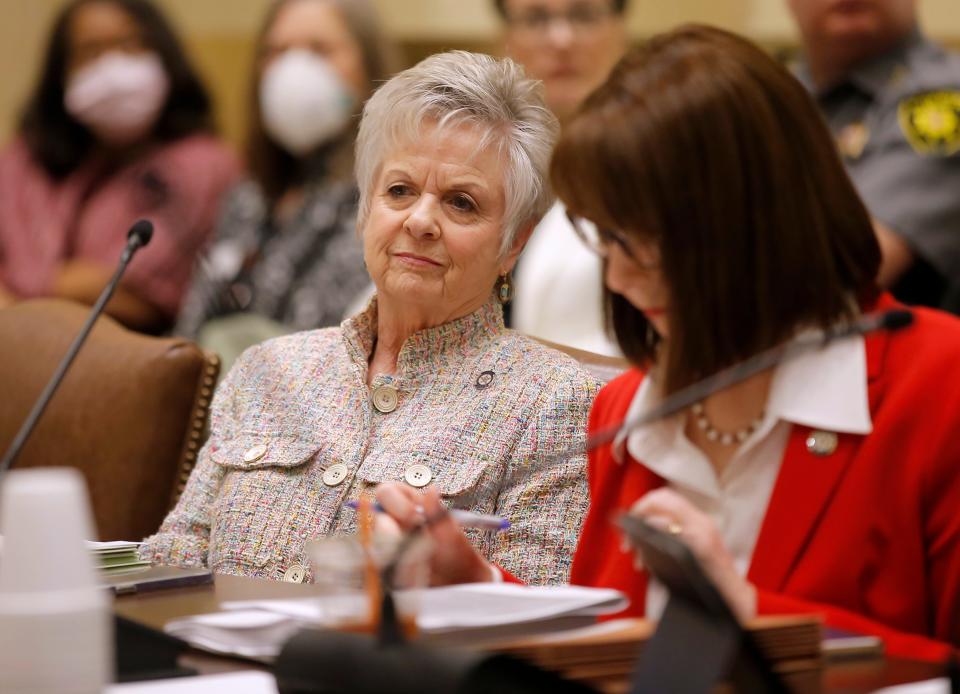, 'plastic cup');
306,533,432,637
0,468,111,694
